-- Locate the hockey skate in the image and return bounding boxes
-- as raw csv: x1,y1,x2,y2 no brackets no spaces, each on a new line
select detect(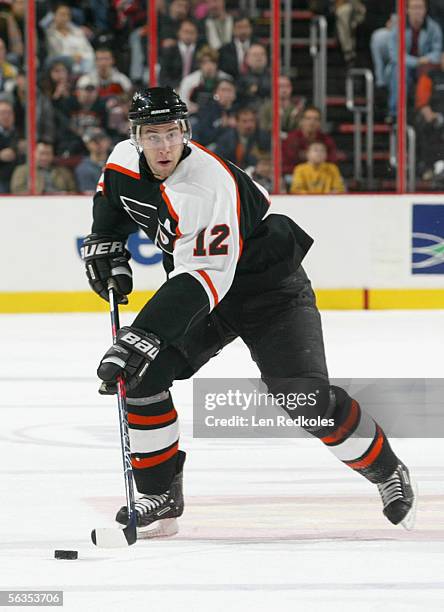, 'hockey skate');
116,464,184,538
377,462,417,530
